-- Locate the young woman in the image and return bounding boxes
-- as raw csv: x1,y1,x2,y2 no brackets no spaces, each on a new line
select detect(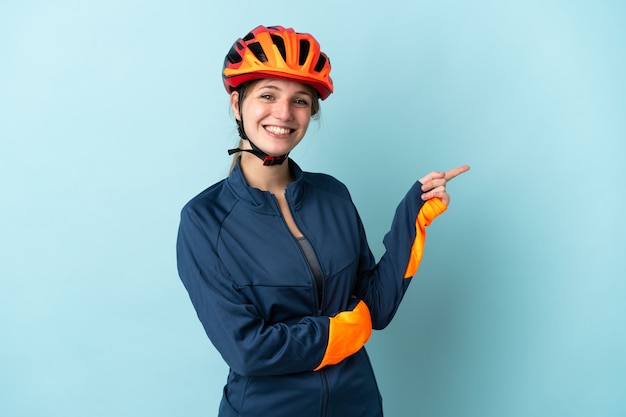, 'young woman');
177,25,469,417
